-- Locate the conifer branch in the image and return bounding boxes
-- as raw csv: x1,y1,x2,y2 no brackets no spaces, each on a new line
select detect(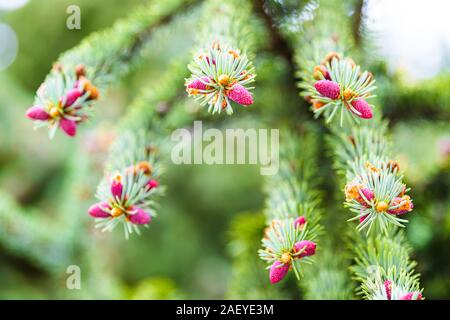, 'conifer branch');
292,0,424,299
89,1,260,238
185,0,257,115
301,243,354,299
88,61,190,238
25,0,194,138
258,130,324,285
